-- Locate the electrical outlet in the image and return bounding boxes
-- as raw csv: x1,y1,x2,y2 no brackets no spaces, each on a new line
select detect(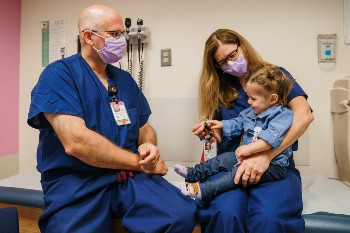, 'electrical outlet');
161,49,172,67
